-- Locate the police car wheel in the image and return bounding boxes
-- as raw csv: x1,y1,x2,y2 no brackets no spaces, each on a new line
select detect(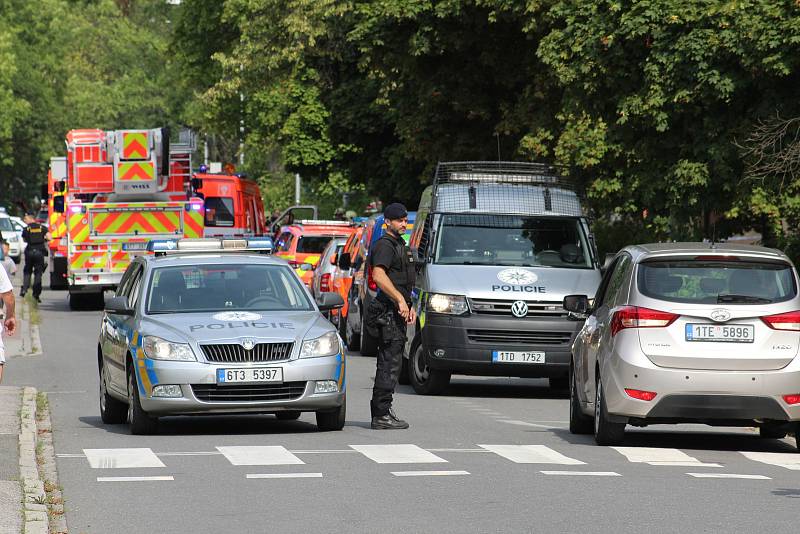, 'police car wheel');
276,411,301,421
127,368,159,435
345,315,360,351
409,343,450,395
99,361,126,424
316,397,345,431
